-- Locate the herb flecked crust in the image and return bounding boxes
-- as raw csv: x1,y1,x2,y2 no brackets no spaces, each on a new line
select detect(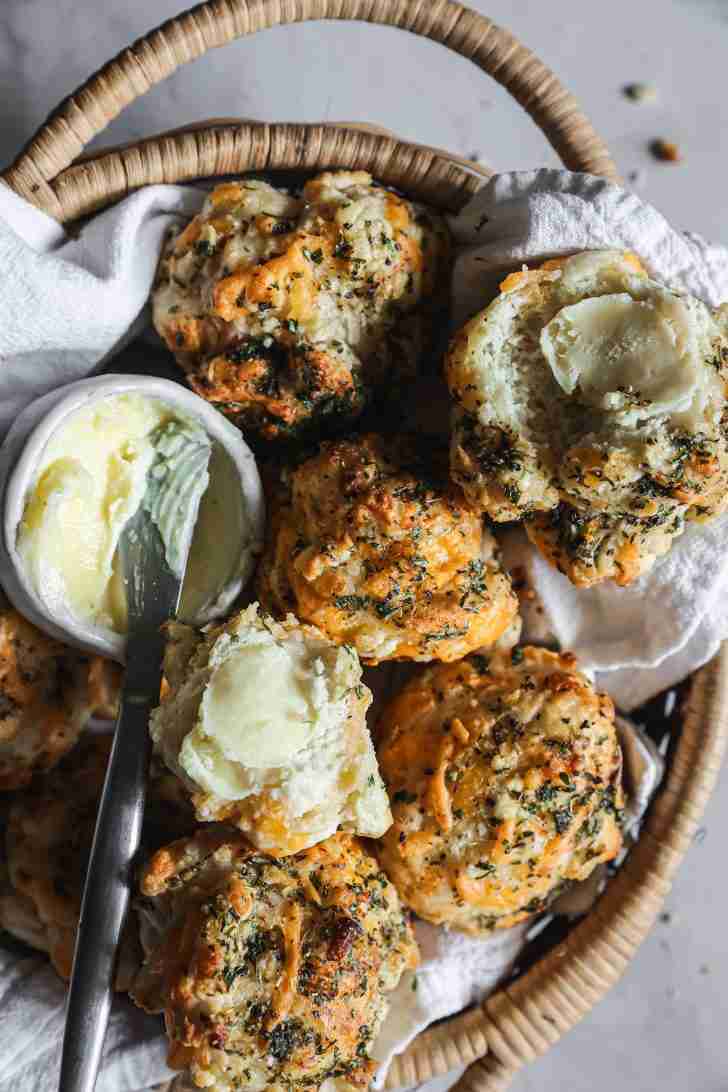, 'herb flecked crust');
256,433,520,664
131,830,418,1092
153,170,450,443
376,646,624,933
0,735,143,988
445,251,728,586
0,602,119,790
